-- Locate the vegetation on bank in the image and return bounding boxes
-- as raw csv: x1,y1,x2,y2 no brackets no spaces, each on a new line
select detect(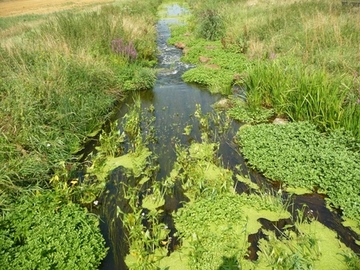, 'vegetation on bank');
167,0,360,225
0,0,161,267
1,0,359,269
168,0,360,140
237,122,360,223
